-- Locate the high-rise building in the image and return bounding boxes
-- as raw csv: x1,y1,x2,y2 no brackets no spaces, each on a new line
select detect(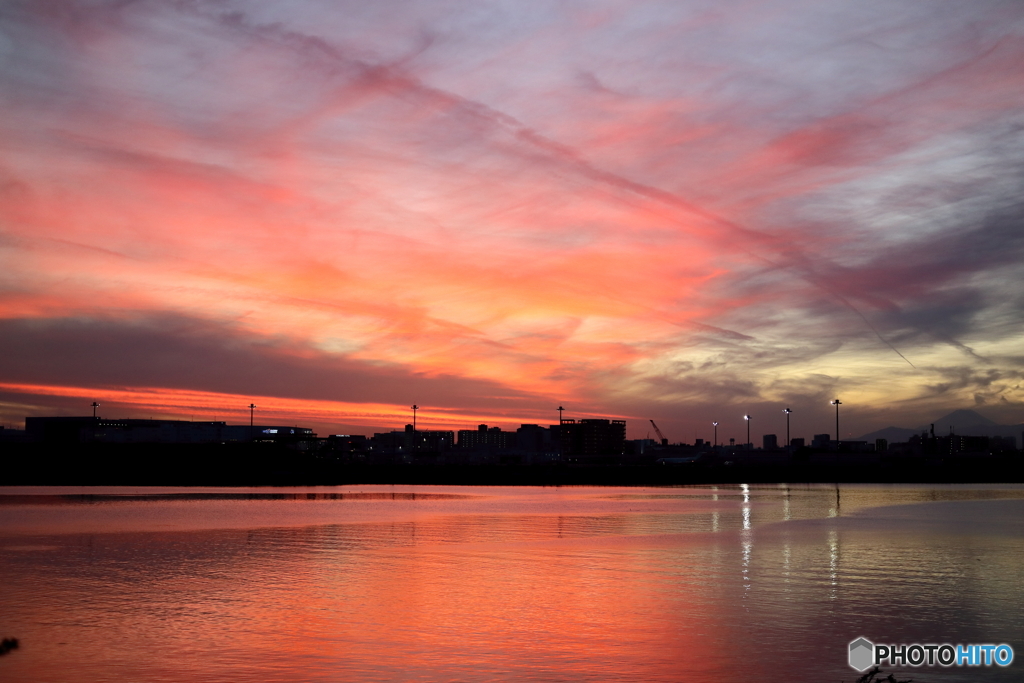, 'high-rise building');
559,419,626,457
